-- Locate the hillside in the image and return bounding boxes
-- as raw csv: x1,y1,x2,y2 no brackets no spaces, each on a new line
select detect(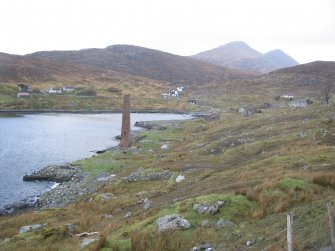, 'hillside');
1,90,334,250
26,45,249,85
0,45,253,111
192,41,299,74
0,53,119,83
253,61,335,94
